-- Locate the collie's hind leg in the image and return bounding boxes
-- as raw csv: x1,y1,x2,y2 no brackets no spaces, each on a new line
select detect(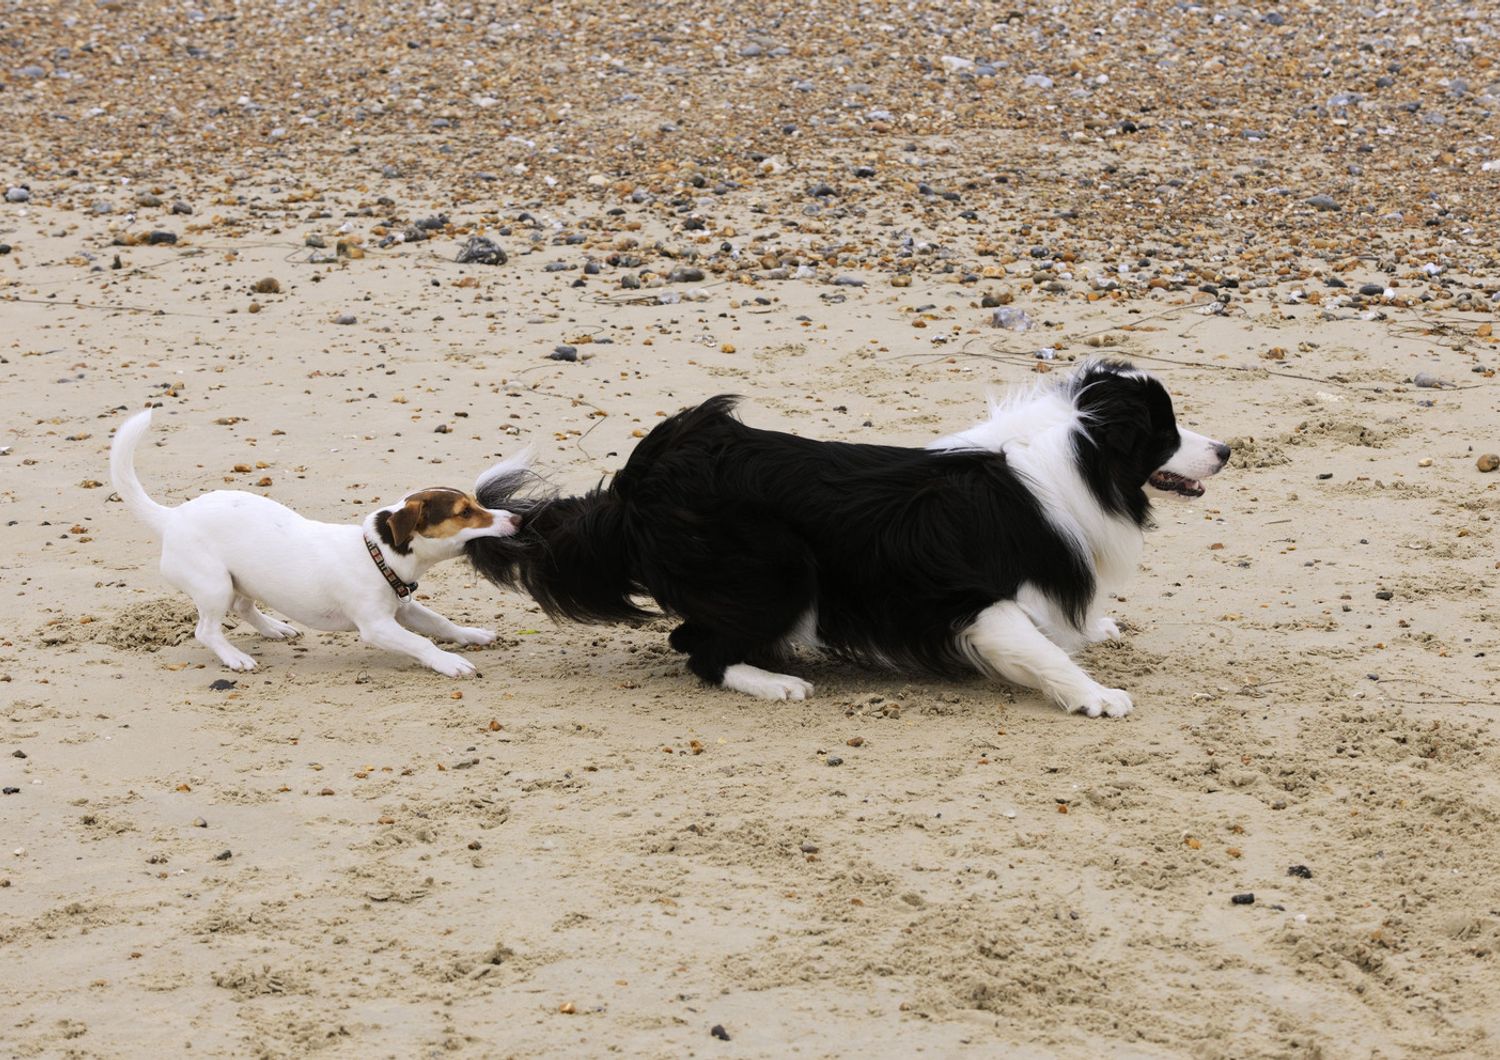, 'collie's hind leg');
961,601,1132,718
670,620,813,702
